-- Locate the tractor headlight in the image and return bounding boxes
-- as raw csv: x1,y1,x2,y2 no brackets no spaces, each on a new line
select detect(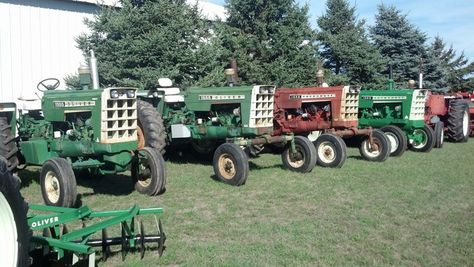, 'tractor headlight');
126,89,135,98
110,90,119,99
